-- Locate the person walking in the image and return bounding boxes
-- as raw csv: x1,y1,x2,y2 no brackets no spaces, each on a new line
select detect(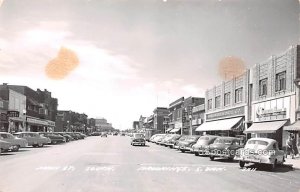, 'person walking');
286,134,294,159
291,134,299,158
